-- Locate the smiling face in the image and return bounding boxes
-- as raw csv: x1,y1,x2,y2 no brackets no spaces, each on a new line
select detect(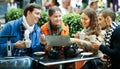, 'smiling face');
49,11,62,26
81,13,90,28
26,8,41,26
98,13,107,30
